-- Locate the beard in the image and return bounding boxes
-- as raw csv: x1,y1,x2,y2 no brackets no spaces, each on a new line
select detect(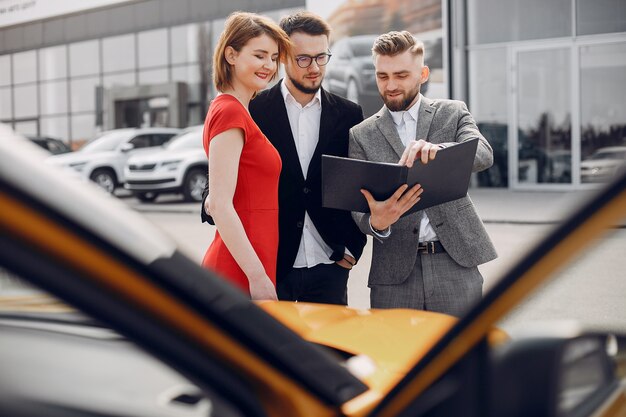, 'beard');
288,75,322,95
381,84,421,112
